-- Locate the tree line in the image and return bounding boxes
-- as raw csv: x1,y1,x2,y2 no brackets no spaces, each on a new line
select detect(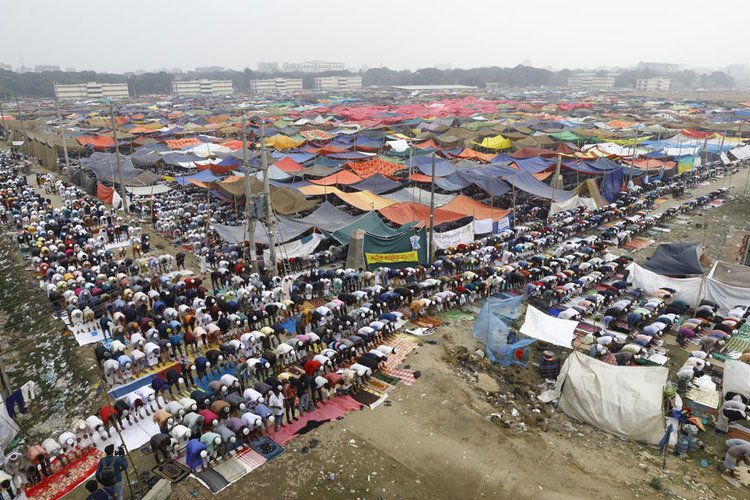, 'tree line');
0,65,736,98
